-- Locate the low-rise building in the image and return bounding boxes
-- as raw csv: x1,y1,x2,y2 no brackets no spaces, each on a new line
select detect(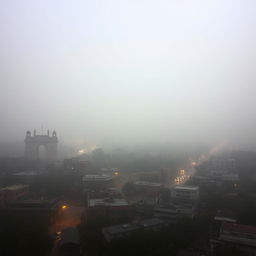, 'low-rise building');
154,186,200,223
219,223,256,246
136,196,159,217
11,171,42,185
221,173,240,191
171,185,199,201
102,218,167,242
4,197,60,225
83,174,113,191
214,209,237,223
211,223,256,255
173,199,198,218
0,184,29,208
59,227,80,256
133,181,162,197
85,197,134,223
207,157,237,178
154,200,198,223
210,209,237,239
189,176,217,192
134,181,162,189
154,204,178,223
64,156,90,173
